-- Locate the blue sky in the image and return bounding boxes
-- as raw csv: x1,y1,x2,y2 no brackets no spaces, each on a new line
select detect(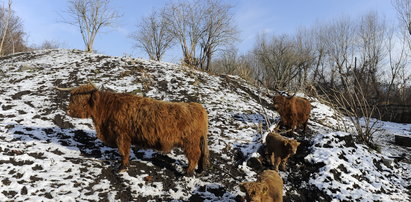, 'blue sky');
12,0,398,62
